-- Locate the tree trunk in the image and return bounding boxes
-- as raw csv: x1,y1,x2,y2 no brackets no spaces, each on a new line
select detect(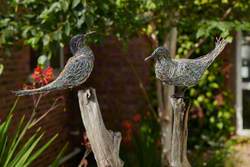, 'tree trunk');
78,88,124,167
